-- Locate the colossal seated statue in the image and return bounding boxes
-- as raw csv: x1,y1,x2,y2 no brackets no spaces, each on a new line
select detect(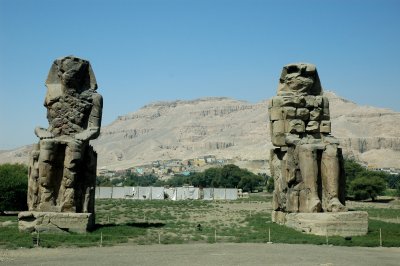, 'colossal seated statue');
28,56,103,214
269,63,346,213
